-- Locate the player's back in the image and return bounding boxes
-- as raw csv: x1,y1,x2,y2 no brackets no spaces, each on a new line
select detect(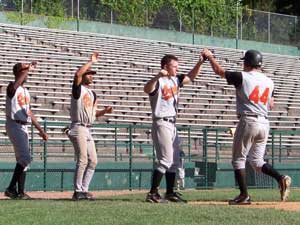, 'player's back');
236,71,274,117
